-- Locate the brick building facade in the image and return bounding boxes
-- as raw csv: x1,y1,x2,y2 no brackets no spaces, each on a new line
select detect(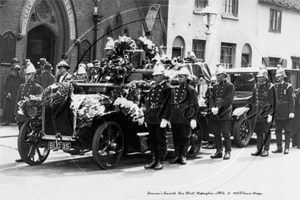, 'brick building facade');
0,0,166,118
